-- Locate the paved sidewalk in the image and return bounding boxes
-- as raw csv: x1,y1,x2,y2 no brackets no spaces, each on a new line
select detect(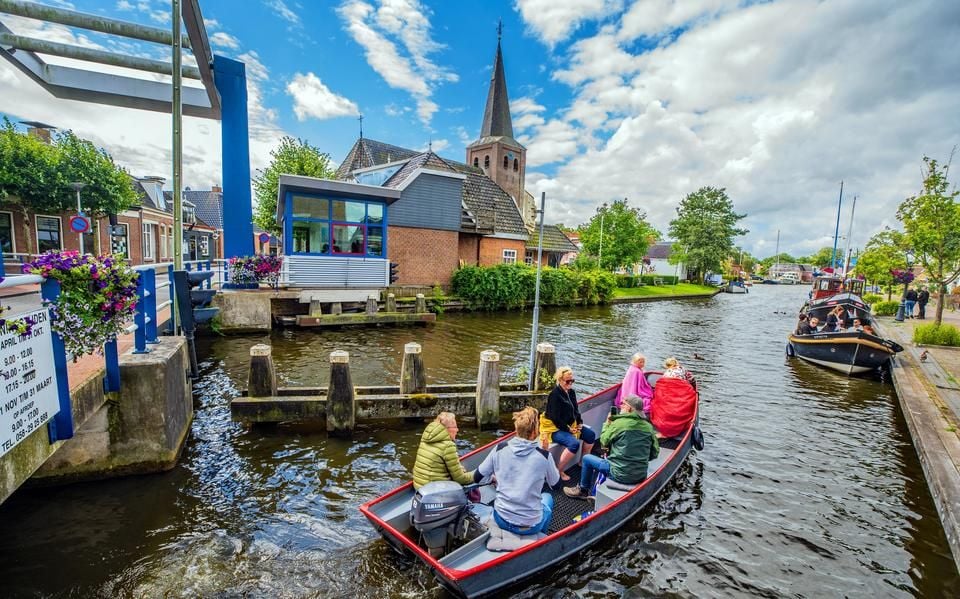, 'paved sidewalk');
873,299,960,572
